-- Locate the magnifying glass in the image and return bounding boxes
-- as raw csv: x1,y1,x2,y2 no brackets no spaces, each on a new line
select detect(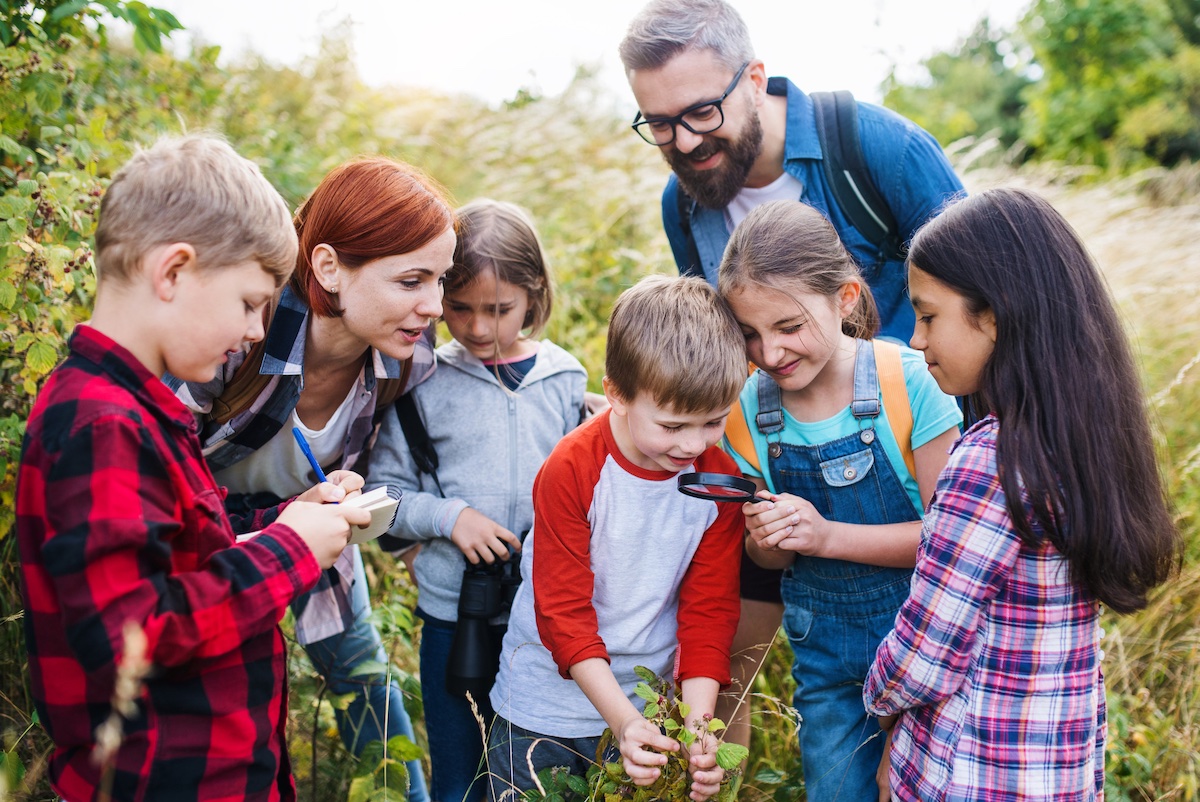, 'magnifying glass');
677,472,760,503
